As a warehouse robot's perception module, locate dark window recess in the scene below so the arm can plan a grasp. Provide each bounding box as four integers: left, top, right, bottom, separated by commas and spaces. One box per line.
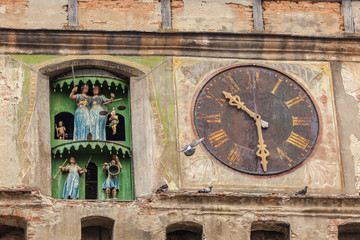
81, 216, 114, 240
166, 222, 203, 240
250, 221, 290, 240
106, 114, 125, 141
81, 226, 111, 240
0, 225, 25, 240
167, 230, 202, 240
85, 162, 98, 200
339, 223, 360, 240
54, 112, 74, 140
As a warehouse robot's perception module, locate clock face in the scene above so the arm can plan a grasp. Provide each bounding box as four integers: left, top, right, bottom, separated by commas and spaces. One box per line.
193, 65, 320, 175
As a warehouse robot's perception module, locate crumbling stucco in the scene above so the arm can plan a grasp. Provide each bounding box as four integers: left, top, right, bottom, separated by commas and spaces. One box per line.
172, 0, 253, 32
0, 56, 25, 186
263, 1, 344, 36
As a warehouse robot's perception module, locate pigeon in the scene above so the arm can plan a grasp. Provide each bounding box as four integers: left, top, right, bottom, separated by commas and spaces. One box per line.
179, 138, 204, 156
295, 186, 308, 196
198, 186, 213, 193
156, 184, 168, 193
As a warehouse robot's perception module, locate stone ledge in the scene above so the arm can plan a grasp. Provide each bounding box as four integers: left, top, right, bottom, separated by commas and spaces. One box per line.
1, 28, 360, 61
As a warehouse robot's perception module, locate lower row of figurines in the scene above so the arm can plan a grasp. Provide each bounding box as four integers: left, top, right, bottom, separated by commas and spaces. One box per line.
56, 154, 122, 200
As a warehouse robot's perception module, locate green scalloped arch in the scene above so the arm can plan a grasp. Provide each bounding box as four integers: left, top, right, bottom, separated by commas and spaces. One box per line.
52, 77, 129, 93
51, 140, 131, 156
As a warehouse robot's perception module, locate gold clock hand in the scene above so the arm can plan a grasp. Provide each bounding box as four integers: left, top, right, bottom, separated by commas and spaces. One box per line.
222, 91, 268, 128
255, 114, 270, 172
223, 91, 270, 172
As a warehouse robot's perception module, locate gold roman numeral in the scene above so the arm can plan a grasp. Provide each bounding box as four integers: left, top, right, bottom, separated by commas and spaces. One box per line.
277, 147, 295, 167
209, 129, 229, 148
196, 113, 221, 123
227, 143, 241, 166
226, 75, 240, 95
285, 95, 304, 108
205, 91, 226, 107
292, 116, 311, 126
271, 79, 283, 95
286, 131, 310, 150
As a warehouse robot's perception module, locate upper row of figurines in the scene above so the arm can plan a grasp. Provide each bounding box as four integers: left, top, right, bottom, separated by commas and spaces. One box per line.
56, 84, 119, 141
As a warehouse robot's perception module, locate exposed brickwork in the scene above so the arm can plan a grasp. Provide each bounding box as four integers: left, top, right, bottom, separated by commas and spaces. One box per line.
226, 3, 254, 30
78, 0, 157, 12
78, 0, 161, 31
0, 0, 28, 14
172, 0, 253, 32
263, 1, 344, 35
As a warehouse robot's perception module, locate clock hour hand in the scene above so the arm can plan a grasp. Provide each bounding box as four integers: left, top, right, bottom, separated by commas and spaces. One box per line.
222, 91, 268, 128
223, 91, 270, 172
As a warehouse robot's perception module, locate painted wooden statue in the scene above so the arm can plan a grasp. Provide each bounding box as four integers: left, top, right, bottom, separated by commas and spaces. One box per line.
60, 157, 87, 199
109, 108, 119, 135
55, 121, 68, 140
102, 154, 122, 200
89, 85, 114, 140
69, 85, 90, 140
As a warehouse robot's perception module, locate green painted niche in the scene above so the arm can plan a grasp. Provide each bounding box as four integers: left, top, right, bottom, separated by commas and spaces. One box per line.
50, 71, 133, 201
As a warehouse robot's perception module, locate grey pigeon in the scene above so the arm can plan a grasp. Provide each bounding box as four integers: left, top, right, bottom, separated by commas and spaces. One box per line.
198, 186, 213, 193
156, 184, 168, 193
295, 186, 308, 196
179, 137, 204, 156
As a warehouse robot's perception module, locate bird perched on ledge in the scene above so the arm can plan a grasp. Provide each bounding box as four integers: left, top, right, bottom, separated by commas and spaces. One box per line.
295, 186, 308, 196
179, 137, 204, 156
156, 184, 168, 193
198, 186, 213, 193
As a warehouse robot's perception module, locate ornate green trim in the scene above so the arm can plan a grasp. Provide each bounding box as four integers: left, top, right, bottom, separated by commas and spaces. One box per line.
51, 140, 131, 156
52, 76, 129, 93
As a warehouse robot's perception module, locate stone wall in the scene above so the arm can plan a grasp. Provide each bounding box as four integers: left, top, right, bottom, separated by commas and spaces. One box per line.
0, 0, 359, 36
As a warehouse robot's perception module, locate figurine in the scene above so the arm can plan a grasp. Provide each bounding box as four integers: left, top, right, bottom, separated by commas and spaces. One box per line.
89, 85, 114, 140
60, 157, 87, 199
69, 85, 90, 141
55, 121, 68, 140
102, 154, 123, 200
109, 108, 119, 135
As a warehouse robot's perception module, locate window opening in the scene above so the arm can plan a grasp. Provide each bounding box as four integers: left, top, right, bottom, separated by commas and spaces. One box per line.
338, 223, 360, 240
85, 162, 98, 199
166, 222, 203, 240
250, 221, 290, 240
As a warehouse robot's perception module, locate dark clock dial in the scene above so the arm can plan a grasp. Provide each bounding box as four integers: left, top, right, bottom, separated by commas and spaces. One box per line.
193, 65, 320, 175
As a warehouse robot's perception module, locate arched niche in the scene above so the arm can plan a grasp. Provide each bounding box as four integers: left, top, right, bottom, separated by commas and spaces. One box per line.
338, 222, 360, 240
81, 216, 115, 240
0, 216, 27, 240
166, 221, 203, 240
250, 221, 290, 240
54, 112, 74, 140
24, 56, 153, 198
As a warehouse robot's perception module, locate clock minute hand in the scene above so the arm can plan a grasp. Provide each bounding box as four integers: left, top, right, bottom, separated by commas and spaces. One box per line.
254, 114, 270, 172
223, 91, 270, 172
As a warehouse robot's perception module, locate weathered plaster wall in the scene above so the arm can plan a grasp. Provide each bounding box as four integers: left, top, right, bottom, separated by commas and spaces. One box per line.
334, 62, 360, 194
263, 1, 344, 36
0, 56, 27, 187
0, 0, 359, 36
172, 0, 253, 32
353, 1, 360, 33
0, 0, 67, 29
3, 189, 360, 240
78, 0, 162, 31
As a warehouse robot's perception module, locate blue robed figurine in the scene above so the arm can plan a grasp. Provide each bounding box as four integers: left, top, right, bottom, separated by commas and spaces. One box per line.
89, 85, 114, 140
102, 154, 123, 200
60, 157, 87, 199
69, 84, 90, 140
